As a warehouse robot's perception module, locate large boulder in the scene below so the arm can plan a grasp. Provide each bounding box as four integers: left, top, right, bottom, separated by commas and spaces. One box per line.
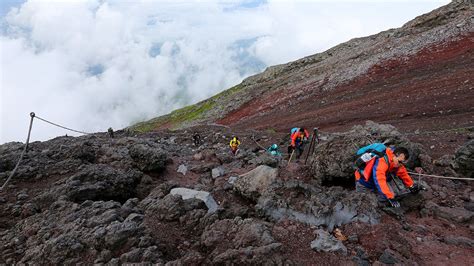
256, 181, 381, 230
200, 217, 285, 264
233, 165, 278, 200
309, 121, 427, 186
249, 153, 280, 168
170, 188, 219, 213
64, 164, 142, 203
128, 144, 168, 172
424, 201, 473, 223
453, 139, 474, 178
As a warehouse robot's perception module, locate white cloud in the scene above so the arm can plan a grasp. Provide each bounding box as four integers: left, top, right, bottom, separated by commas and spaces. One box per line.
0, 0, 449, 143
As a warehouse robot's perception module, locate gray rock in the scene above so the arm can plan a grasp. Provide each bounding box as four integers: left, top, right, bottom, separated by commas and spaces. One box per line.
177, 164, 188, 176
64, 164, 142, 203
309, 121, 427, 186
454, 139, 474, 178
310, 229, 347, 255
211, 166, 225, 178
129, 143, 168, 172
17, 192, 29, 201
443, 236, 474, 247
250, 153, 279, 168
379, 249, 398, 264
426, 201, 473, 223
200, 217, 285, 263
170, 187, 218, 213
227, 176, 238, 185
256, 181, 380, 230
233, 165, 278, 200
434, 154, 455, 167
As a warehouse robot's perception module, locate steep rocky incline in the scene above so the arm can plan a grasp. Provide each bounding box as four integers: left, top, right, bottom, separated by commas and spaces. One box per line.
0, 122, 473, 264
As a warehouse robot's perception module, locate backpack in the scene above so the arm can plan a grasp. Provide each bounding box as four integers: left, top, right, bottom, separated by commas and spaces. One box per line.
355, 143, 387, 170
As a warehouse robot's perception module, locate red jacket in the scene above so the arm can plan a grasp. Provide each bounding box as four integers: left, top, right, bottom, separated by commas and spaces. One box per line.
355, 148, 414, 199
290, 129, 309, 146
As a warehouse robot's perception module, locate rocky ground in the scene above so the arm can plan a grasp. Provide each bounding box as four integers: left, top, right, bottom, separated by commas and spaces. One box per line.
0, 122, 473, 265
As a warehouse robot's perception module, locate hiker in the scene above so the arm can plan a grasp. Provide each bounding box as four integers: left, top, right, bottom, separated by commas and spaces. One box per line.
288, 127, 309, 159
229, 136, 241, 156
108, 127, 114, 138
192, 132, 201, 146
267, 144, 282, 157
354, 144, 423, 208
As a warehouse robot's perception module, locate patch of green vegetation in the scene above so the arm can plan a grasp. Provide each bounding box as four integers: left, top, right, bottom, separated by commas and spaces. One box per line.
130, 83, 246, 133
209, 84, 244, 102
266, 128, 276, 134
168, 100, 216, 127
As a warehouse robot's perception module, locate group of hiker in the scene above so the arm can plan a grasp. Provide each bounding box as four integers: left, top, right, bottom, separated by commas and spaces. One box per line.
227, 127, 311, 160
194, 126, 424, 209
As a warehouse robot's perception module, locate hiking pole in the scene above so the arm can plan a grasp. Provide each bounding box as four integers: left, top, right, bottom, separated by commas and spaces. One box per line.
304, 128, 319, 165
288, 149, 295, 167
304, 134, 315, 165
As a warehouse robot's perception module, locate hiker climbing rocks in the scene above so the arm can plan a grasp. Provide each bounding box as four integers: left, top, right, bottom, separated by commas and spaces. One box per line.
192, 132, 201, 146
288, 127, 309, 160
267, 144, 282, 157
354, 144, 423, 208
229, 136, 241, 156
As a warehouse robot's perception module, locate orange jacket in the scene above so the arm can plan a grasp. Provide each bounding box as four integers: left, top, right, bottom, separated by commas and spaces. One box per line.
355, 148, 414, 199
290, 129, 309, 146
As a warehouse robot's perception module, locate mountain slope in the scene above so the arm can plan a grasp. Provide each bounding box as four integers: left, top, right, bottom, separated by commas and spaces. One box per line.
131, 1, 473, 137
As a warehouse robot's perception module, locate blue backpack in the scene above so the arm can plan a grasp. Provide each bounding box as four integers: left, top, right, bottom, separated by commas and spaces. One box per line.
355, 143, 387, 170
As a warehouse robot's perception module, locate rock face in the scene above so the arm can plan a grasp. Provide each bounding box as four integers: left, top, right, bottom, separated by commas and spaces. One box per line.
233, 165, 278, 200
453, 139, 474, 178
256, 181, 381, 230
64, 164, 142, 203
200, 217, 285, 264
170, 188, 219, 213
309, 121, 427, 187
129, 144, 167, 172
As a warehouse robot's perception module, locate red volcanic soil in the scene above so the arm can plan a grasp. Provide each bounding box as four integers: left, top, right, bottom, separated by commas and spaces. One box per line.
218, 35, 474, 157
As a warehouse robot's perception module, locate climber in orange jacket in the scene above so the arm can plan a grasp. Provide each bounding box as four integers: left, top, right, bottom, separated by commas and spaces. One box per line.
288, 127, 310, 159
290, 127, 309, 147
355, 147, 421, 208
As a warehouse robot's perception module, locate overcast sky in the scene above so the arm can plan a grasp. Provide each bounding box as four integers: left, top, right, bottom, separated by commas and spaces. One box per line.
0, 0, 449, 143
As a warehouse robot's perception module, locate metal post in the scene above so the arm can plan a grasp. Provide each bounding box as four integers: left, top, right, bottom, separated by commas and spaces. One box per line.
25, 112, 35, 152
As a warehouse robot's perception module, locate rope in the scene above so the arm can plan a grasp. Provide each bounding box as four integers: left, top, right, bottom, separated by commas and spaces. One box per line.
35, 115, 92, 135
1, 112, 93, 191
407, 171, 474, 181
251, 134, 267, 150
0, 113, 35, 191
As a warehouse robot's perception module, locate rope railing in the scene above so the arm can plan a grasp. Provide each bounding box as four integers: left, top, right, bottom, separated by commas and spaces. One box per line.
407, 171, 473, 181
0, 112, 92, 190
35, 115, 92, 135
1, 113, 35, 190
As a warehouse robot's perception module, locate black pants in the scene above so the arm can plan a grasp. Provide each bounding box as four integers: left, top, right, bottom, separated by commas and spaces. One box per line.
288, 144, 304, 159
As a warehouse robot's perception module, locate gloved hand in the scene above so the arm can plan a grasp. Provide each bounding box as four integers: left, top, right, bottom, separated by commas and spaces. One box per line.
388, 199, 400, 208
409, 183, 423, 193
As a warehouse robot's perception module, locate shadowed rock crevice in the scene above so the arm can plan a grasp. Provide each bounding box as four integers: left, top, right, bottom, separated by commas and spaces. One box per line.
65, 164, 142, 204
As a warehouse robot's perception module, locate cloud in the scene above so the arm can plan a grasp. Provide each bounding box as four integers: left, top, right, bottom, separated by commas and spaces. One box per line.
0, 0, 449, 143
